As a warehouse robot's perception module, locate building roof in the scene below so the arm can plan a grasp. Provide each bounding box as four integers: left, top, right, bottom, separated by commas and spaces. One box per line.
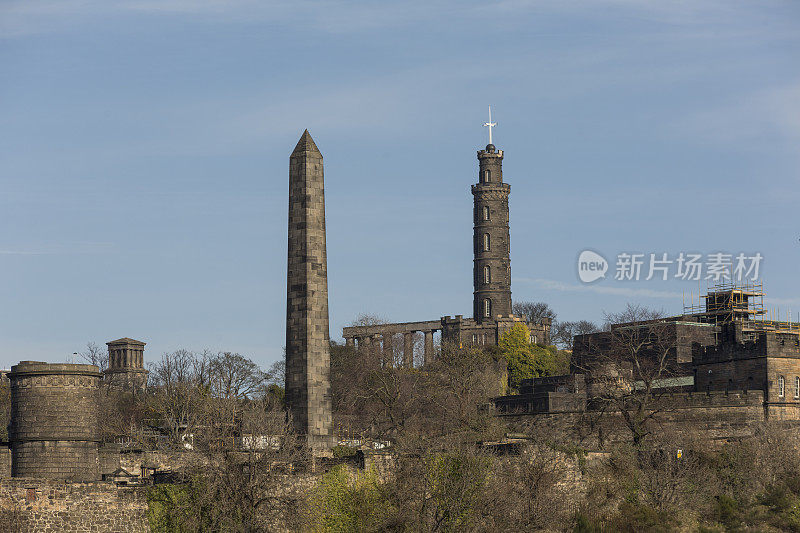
106, 338, 146, 346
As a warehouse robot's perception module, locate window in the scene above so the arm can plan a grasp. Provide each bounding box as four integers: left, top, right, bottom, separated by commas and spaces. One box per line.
795, 377, 799, 399
481, 334, 486, 345
483, 233, 490, 251
472, 334, 477, 345
483, 298, 491, 318
530, 335, 537, 344
779, 376, 785, 397
483, 169, 490, 183
483, 265, 491, 284
483, 206, 490, 221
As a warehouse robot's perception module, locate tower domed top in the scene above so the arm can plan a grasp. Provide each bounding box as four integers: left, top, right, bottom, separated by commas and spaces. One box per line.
485, 144, 496, 153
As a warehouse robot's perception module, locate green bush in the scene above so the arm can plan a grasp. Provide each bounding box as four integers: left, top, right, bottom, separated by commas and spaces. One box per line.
147, 484, 195, 533
331, 445, 358, 459
307, 465, 391, 533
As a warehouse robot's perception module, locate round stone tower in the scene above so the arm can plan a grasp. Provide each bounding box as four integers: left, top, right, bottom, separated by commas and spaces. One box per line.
7, 361, 102, 481
472, 143, 512, 322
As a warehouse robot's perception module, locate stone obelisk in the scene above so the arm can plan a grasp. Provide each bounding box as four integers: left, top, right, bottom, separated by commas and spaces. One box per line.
285, 129, 334, 454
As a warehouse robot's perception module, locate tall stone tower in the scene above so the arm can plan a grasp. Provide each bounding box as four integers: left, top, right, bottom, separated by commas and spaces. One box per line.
285, 130, 334, 454
472, 142, 512, 322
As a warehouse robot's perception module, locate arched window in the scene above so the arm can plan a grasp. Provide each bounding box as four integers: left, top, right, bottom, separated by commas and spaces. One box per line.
794, 376, 799, 399
483, 298, 491, 318
483, 169, 491, 183
471, 334, 477, 345
483, 206, 490, 221
779, 375, 785, 397
483, 265, 491, 284
483, 233, 490, 251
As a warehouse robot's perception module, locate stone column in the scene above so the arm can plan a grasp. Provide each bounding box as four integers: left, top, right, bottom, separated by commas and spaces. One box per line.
285, 129, 334, 455
383, 333, 394, 367
360, 336, 371, 352
404, 332, 414, 368
424, 330, 434, 366
371, 335, 382, 363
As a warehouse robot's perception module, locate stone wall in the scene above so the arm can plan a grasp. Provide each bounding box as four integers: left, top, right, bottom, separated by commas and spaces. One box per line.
501, 390, 771, 448
0, 479, 148, 533
0, 447, 10, 478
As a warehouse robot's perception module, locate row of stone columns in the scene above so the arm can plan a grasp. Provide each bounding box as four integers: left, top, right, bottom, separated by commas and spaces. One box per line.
110, 348, 143, 369
345, 330, 437, 368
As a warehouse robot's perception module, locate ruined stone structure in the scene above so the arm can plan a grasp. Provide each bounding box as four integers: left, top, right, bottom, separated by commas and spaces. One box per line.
343, 320, 440, 367
104, 337, 148, 391
285, 130, 334, 454
7, 362, 102, 481
342, 138, 550, 363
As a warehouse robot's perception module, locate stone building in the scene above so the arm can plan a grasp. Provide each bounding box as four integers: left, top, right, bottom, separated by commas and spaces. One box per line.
494, 282, 800, 423
104, 337, 149, 391
7, 362, 103, 481
285, 130, 334, 455
342, 139, 550, 364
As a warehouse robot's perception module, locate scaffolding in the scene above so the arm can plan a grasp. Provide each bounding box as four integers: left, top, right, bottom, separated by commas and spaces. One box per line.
683, 280, 799, 334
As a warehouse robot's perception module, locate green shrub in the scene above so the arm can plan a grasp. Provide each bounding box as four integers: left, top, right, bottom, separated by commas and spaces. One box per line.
307, 465, 391, 532
331, 445, 358, 459
147, 484, 194, 533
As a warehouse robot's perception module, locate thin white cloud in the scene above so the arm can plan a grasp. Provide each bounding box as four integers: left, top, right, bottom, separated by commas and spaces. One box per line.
670, 80, 800, 147
519, 277, 683, 299
0, 242, 114, 255
2, 0, 787, 38
0, 250, 50, 255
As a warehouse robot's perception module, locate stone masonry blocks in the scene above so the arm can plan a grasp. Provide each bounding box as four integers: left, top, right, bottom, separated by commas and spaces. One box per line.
285, 130, 334, 454
8, 362, 102, 481
473, 146, 512, 321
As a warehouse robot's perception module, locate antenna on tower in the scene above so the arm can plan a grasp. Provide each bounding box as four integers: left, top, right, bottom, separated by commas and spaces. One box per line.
483, 105, 496, 145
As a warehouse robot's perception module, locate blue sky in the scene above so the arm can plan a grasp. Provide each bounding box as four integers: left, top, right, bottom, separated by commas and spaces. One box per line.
1, 0, 799, 369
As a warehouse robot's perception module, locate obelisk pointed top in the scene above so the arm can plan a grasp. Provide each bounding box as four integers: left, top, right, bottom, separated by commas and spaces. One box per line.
292, 129, 321, 155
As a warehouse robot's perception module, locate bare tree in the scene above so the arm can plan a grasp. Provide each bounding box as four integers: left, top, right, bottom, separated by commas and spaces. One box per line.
574, 304, 676, 445
78, 341, 108, 372
350, 313, 388, 327
552, 320, 600, 350
265, 360, 285, 386
512, 301, 556, 324
148, 401, 309, 532
147, 349, 209, 445
481, 443, 574, 530
209, 352, 268, 400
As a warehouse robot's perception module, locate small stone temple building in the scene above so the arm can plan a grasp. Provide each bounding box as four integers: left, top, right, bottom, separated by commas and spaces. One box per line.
105, 337, 149, 391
